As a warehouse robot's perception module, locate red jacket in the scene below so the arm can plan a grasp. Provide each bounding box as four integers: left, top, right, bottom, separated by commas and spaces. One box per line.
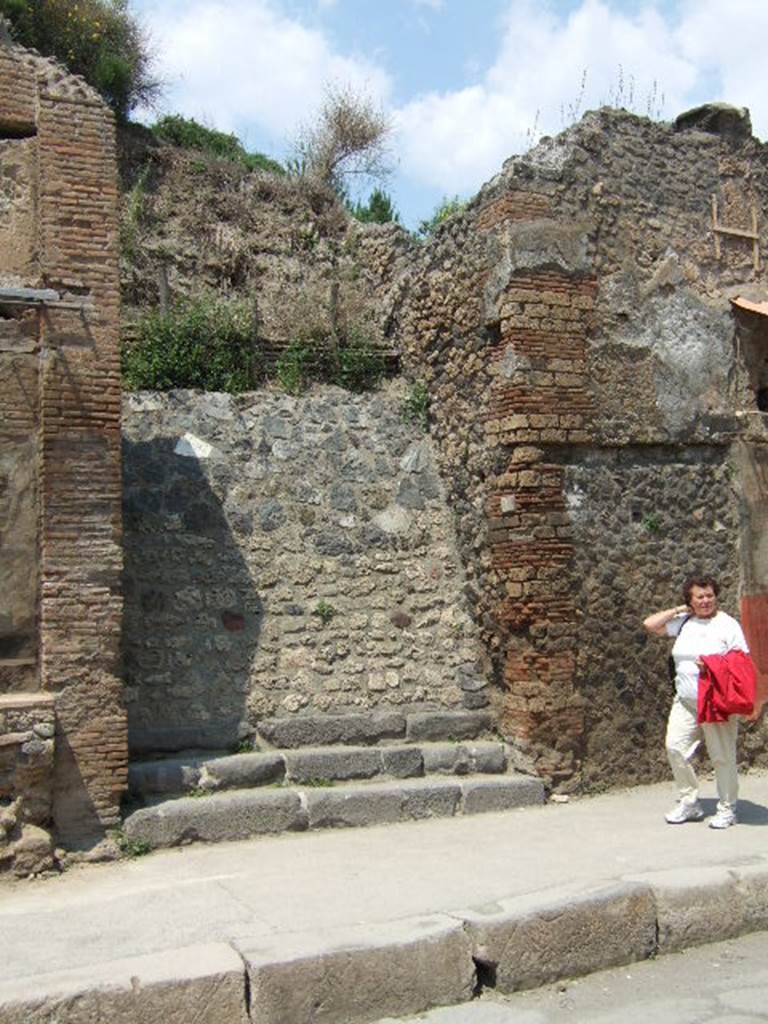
697, 650, 756, 723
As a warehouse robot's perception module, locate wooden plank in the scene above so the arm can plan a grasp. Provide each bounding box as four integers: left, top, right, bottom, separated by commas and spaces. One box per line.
713, 224, 759, 241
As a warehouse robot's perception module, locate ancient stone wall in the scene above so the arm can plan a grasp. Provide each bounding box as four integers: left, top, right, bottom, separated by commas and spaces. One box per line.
0, 39, 125, 868
122, 381, 489, 753
398, 106, 768, 786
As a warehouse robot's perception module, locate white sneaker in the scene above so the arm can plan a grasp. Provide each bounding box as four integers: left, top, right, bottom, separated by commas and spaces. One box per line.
708, 808, 737, 829
665, 800, 704, 824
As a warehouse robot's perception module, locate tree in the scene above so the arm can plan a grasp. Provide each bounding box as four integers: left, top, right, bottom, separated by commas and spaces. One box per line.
416, 195, 468, 239
349, 188, 399, 225
0, 0, 160, 120
292, 84, 392, 195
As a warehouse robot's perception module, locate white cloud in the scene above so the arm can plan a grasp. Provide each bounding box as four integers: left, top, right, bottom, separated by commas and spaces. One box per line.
394, 0, 702, 195
138, 0, 391, 153
675, 0, 768, 139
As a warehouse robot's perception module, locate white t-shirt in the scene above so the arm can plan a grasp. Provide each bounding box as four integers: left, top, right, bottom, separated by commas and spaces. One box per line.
666, 611, 749, 704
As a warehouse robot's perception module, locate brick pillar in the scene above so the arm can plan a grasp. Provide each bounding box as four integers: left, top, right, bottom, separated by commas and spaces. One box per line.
33, 79, 126, 842
486, 271, 596, 781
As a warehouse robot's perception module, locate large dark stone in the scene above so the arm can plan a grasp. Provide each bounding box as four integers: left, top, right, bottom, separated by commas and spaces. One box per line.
257, 712, 406, 748
674, 103, 752, 141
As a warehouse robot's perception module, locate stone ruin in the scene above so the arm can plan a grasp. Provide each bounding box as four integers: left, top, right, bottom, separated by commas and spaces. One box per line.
1, 33, 767, 873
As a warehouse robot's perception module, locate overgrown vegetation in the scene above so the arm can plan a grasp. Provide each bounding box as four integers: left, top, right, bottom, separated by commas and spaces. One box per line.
403, 381, 430, 431
120, 162, 150, 259
0, 0, 160, 119
113, 829, 151, 858
417, 195, 468, 239
641, 513, 662, 534
292, 84, 392, 196
123, 288, 386, 397
122, 297, 262, 392
274, 334, 385, 396
150, 114, 285, 174
313, 600, 337, 625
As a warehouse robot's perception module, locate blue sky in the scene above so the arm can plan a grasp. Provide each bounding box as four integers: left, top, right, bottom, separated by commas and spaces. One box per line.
132, 0, 768, 230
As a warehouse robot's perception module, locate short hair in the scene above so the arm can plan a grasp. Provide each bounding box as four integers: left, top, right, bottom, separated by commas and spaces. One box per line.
683, 575, 720, 604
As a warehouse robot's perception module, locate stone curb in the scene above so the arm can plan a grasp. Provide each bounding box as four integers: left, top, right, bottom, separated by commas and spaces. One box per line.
4, 864, 768, 1023
0, 943, 248, 1024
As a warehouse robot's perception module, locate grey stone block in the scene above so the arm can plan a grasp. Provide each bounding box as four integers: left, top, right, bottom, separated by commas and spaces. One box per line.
306, 784, 404, 829
406, 711, 494, 742
630, 866, 747, 953
123, 789, 307, 848
0, 943, 248, 1023
284, 746, 381, 783
421, 742, 506, 776
198, 752, 285, 791
462, 776, 545, 814
463, 881, 657, 992
401, 779, 462, 819
239, 915, 475, 1024
422, 743, 473, 775
380, 745, 424, 778
128, 757, 201, 797
462, 691, 490, 710
468, 742, 508, 774
129, 723, 241, 754
258, 712, 406, 748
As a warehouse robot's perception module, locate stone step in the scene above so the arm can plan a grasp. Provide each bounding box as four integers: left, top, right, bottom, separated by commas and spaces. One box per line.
122, 773, 545, 849
127, 710, 497, 759
128, 740, 510, 800
255, 709, 495, 749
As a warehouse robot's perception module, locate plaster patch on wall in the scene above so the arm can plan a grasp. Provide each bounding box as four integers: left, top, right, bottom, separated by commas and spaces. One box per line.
611, 290, 733, 434
175, 433, 213, 459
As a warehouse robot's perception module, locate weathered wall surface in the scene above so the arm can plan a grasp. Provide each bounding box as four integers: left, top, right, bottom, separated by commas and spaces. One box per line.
397, 106, 768, 786
118, 133, 414, 360
0, 39, 125, 869
122, 381, 489, 752
118, 105, 768, 790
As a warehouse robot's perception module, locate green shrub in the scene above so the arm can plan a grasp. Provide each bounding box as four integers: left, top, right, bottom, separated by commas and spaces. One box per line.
403, 381, 430, 430
349, 188, 399, 224
113, 829, 151, 858
122, 297, 261, 393
150, 114, 284, 175
275, 341, 316, 395
417, 195, 468, 239
0, 0, 160, 119
313, 600, 337, 625
275, 332, 385, 396
334, 336, 385, 393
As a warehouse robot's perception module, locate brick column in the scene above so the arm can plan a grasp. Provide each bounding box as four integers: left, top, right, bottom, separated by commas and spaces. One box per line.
486, 271, 596, 781
35, 84, 126, 843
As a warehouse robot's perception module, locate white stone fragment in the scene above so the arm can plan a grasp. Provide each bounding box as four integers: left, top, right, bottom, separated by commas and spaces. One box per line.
174, 432, 213, 459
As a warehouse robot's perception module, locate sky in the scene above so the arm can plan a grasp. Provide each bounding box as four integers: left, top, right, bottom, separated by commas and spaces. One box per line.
131, 0, 768, 230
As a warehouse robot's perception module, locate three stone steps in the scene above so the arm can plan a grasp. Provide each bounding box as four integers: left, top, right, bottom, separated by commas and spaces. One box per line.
123, 710, 545, 849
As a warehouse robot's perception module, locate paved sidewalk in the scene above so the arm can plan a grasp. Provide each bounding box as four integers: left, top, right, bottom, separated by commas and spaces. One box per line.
2, 773, 768, 1022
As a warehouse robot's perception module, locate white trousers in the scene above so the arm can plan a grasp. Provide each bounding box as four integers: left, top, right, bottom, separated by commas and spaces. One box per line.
665, 696, 739, 811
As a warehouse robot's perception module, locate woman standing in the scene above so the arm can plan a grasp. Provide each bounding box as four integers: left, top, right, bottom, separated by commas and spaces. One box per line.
643, 574, 750, 829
